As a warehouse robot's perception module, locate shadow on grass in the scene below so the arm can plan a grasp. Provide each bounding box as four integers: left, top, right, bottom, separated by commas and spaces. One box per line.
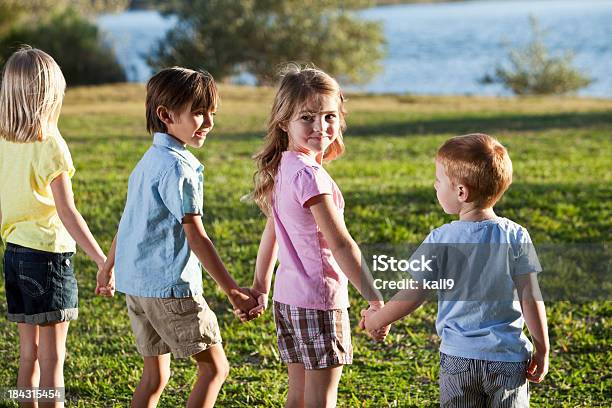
63, 110, 612, 144
341, 181, 609, 214
201, 181, 610, 245
203, 182, 610, 224
215, 111, 612, 141
346, 111, 612, 137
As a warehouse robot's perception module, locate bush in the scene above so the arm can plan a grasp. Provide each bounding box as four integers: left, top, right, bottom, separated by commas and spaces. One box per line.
0, 6, 125, 86
149, 0, 385, 85
482, 16, 592, 95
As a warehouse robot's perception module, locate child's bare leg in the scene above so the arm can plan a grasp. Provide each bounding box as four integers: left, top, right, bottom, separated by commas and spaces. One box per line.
18, 323, 40, 408
132, 354, 171, 408
285, 363, 305, 408
37, 322, 70, 408
304, 365, 343, 408
187, 344, 229, 408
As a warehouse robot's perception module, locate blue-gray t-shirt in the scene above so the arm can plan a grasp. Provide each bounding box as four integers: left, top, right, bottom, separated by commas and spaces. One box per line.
412, 217, 542, 362
115, 132, 204, 298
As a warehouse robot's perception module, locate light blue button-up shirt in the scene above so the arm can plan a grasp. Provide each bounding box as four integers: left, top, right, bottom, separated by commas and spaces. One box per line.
115, 132, 204, 298
409, 217, 542, 362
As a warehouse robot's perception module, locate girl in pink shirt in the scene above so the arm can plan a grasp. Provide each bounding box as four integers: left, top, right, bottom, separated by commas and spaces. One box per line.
237, 65, 388, 407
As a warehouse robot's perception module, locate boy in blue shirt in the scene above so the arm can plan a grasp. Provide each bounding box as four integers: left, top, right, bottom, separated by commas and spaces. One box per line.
96, 67, 258, 407
362, 133, 549, 407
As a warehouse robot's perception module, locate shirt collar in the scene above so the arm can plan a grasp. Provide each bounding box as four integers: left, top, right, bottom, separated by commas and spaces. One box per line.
283, 150, 321, 166
153, 132, 204, 172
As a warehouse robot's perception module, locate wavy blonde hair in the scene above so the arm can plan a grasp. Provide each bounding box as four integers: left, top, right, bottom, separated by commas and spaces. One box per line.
0, 46, 66, 143
252, 64, 347, 215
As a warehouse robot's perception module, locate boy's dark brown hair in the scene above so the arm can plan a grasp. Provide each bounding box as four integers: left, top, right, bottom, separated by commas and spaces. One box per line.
437, 133, 513, 208
145, 67, 218, 134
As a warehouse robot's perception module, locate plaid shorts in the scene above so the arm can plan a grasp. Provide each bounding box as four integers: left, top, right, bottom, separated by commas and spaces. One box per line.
273, 301, 353, 370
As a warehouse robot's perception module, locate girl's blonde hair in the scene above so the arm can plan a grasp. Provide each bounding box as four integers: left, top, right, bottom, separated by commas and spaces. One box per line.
0, 46, 66, 143
252, 64, 347, 215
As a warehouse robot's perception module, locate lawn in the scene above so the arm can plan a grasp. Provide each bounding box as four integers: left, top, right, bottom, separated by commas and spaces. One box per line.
0, 84, 610, 407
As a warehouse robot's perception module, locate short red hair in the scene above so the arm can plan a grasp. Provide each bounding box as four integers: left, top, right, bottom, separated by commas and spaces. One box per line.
437, 133, 513, 208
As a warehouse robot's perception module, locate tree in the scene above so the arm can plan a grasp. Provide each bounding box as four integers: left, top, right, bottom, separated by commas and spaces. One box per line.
482, 16, 592, 95
149, 0, 385, 85
0, 1, 126, 85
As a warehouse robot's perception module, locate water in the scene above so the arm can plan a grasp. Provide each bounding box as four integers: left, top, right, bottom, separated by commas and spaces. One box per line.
97, 0, 612, 97
97, 10, 178, 82
356, 0, 612, 96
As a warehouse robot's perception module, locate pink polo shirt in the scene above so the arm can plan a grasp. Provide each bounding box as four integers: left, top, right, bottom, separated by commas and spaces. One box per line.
271, 150, 349, 310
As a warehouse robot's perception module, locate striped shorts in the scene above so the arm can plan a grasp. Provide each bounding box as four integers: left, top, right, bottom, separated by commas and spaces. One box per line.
273, 301, 353, 370
440, 353, 529, 408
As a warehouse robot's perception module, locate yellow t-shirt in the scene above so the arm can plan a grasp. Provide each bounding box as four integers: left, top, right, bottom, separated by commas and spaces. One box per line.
0, 131, 76, 252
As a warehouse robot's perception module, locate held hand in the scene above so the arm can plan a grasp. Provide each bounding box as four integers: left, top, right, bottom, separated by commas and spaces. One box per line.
526, 349, 549, 383
248, 288, 269, 318
228, 287, 257, 318
360, 307, 390, 342
234, 288, 268, 323
359, 300, 385, 330
95, 265, 115, 297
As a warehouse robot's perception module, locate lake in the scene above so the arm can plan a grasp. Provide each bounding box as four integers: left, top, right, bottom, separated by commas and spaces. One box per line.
97, 0, 612, 97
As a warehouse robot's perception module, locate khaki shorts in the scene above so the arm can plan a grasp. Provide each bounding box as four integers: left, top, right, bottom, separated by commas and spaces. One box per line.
126, 293, 222, 358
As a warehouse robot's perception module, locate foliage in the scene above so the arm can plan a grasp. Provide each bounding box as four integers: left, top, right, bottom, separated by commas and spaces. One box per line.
0, 0, 129, 15
0, 4, 126, 85
0, 83, 610, 406
482, 16, 592, 95
148, 0, 385, 85
69, 0, 130, 14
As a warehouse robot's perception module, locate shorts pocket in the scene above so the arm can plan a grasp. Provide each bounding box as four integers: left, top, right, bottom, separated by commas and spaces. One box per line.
294, 311, 325, 345
487, 360, 528, 376
160, 297, 201, 315
18, 260, 52, 297
487, 361, 528, 389
440, 353, 471, 375
296, 329, 324, 346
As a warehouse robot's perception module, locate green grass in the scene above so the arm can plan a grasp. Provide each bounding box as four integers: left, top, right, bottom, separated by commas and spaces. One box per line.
1, 84, 611, 407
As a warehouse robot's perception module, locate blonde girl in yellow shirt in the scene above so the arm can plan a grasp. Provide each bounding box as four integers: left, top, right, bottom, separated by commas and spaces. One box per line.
0, 46, 111, 406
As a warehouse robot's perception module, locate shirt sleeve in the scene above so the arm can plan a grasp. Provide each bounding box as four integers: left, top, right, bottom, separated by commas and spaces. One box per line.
513, 228, 542, 276
36, 133, 76, 185
408, 230, 438, 281
158, 161, 203, 223
292, 166, 334, 207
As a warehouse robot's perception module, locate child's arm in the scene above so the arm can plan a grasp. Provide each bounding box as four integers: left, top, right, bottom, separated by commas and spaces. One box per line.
515, 273, 550, 383
235, 216, 278, 322
308, 195, 382, 303
307, 194, 389, 336
50, 172, 106, 267
361, 288, 428, 334
253, 217, 278, 295
248, 217, 278, 318
182, 214, 257, 312
308, 195, 390, 341
96, 233, 116, 297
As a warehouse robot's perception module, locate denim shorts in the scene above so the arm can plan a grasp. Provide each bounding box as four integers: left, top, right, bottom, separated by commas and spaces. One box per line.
3, 243, 78, 325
